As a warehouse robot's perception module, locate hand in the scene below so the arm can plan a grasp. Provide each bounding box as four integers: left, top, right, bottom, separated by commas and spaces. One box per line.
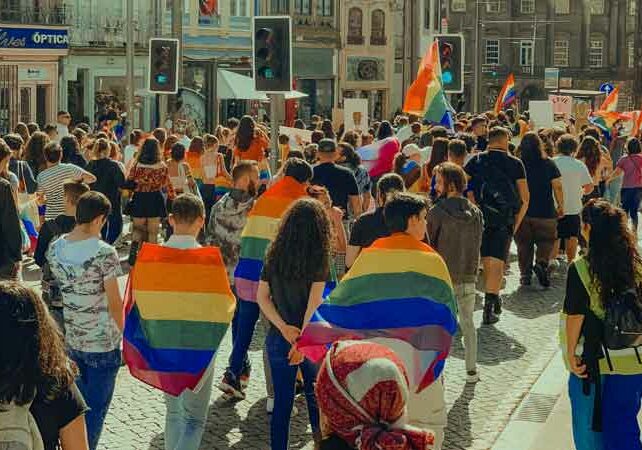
570, 356, 587, 378
279, 324, 301, 345
35, 192, 46, 206
288, 347, 305, 366
556, 206, 565, 218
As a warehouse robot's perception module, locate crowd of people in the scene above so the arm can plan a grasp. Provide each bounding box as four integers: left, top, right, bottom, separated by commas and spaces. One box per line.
0, 106, 641, 450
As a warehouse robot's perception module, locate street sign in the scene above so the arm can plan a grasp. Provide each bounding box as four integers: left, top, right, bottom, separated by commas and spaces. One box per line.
599, 82, 615, 95
544, 68, 559, 90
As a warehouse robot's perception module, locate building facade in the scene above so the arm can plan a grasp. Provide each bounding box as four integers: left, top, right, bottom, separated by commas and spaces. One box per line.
262, 0, 340, 121
0, 0, 69, 133
339, 0, 396, 120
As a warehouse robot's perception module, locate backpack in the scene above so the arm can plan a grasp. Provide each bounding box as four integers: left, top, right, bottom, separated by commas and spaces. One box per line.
603, 285, 642, 351
476, 155, 521, 228
41, 219, 66, 308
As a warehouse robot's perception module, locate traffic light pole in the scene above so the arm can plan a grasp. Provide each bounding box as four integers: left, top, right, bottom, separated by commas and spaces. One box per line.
473, 0, 481, 114
126, 0, 135, 135
269, 94, 280, 174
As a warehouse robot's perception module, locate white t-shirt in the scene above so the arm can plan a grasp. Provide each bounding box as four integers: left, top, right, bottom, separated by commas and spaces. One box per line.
123, 144, 137, 166
553, 155, 593, 216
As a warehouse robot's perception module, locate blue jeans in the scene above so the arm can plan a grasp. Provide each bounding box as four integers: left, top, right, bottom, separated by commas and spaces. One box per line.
569, 373, 604, 450
621, 188, 642, 228
604, 176, 623, 205
602, 374, 642, 450
68, 348, 121, 450
163, 364, 215, 450
101, 210, 123, 244
266, 331, 319, 450
228, 299, 259, 376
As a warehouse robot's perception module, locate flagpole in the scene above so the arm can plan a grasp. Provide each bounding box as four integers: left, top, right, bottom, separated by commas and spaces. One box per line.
473, 0, 481, 113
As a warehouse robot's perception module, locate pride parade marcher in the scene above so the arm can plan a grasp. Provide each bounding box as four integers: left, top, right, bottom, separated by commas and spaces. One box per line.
220, 158, 313, 399
298, 192, 457, 450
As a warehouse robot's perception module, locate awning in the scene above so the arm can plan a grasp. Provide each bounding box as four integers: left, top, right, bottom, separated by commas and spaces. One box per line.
217, 70, 307, 101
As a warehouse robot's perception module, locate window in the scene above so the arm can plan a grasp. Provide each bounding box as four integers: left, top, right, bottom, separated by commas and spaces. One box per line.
451, 0, 466, 12
348, 7, 363, 45
589, 39, 604, 67
271, 0, 288, 14
520, 40, 533, 67
316, 0, 332, 16
294, 0, 311, 15
555, 0, 570, 14
371, 9, 386, 45
521, 0, 535, 13
486, 0, 501, 13
590, 0, 604, 15
230, 0, 249, 16
630, 0, 638, 16
485, 39, 500, 65
554, 40, 569, 67
628, 36, 635, 69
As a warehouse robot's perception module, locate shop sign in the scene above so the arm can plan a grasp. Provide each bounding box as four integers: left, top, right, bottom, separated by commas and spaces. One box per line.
0, 26, 69, 50
22, 67, 47, 80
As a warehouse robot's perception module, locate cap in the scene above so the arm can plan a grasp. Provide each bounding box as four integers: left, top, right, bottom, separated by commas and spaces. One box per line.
402, 143, 420, 157
318, 138, 337, 153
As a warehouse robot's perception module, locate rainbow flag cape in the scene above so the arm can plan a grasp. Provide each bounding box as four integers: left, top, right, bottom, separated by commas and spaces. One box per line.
494, 73, 517, 114
298, 233, 457, 393
600, 85, 619, 112
123, 244, 236, 396
356, 137, 401, 178
234, 176, 308, 302
403, 41, 454, 129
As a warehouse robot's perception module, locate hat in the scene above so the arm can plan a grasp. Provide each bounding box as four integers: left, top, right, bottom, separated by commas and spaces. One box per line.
318, 138, 337, 153
402, 143, 420, 157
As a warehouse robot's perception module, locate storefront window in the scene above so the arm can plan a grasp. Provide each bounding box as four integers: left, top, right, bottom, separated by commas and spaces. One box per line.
297, 79, 333, 121
94, 76, 143, 128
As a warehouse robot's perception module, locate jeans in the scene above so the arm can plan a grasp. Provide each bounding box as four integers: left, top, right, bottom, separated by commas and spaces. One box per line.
228, 299, 260, 376
569, 373, 604, 450
68, 348, 121, 450
605, 176, 623, 205
266, 331, 319, 450
602, 374, 642, 450
621, 188, 642, 228
514, 216, 558, 277
455, 283, 477, 373
407, 375, 446, 450
164, 364, 215, 450
101, 210, 123, 244
199, 184, 217, 228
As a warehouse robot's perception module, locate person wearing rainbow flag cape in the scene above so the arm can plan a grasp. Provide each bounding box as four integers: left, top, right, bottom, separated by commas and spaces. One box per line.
219, 158, 314, 399
298, 192, 458, 450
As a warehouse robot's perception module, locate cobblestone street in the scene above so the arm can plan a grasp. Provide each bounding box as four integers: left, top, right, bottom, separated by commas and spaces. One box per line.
22, 247, 566, 450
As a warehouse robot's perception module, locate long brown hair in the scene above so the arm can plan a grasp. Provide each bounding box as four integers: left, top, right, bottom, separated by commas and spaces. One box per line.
235, 115, 256, 151
576, 136, 601, 177
0, 282, 77, 405
264, 198, 332, 282
24, 131, 50, 175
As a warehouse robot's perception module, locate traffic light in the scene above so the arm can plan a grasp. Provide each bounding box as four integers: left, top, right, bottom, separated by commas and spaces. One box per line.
435, 34, 464, 94
148, 38, 180, 94
253, 16, 292, 92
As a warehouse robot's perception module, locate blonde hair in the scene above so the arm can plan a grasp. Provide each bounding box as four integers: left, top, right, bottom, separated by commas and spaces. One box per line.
93, 138, 111, 159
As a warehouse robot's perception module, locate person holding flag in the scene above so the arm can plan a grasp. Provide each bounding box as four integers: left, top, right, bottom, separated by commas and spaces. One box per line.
494, 74, 517, 115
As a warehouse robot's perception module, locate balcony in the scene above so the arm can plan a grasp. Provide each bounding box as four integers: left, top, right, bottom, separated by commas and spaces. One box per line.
67, 15, 153, 48
0, 5, 69, 25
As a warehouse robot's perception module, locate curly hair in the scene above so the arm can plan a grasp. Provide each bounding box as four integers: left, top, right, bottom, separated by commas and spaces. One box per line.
0, 282, 77, 405
576, 136, 601, 177
581, 200, 642, 307
24, 131, 50, 175
138, 137, 162, 165
264, 198, 332, 282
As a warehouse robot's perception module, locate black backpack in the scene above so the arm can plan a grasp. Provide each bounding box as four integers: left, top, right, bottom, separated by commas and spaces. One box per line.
603, 285, 642, 351
476, 156, 521, 228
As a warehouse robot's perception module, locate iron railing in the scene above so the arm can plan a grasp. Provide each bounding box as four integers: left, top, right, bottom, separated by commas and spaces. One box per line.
0, 5, 69, 25
0, 65, 18, 136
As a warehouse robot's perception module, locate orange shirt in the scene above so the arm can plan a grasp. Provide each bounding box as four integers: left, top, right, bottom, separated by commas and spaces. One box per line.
185, 152, 203, 180
233, 133, 269, 162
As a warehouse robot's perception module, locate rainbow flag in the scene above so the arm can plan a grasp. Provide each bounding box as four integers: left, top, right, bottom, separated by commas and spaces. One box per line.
356, 137, 401, 179
494, 73, 517, 114
403, 41, 454, 128
123, 244, 236, 396
298, 233, 457, 393
234, 176, 308, 302
589, 111, 625, 133
600, 85, 619, 112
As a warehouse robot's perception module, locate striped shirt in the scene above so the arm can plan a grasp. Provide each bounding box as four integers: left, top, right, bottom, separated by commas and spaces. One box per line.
37, 163, 85, 220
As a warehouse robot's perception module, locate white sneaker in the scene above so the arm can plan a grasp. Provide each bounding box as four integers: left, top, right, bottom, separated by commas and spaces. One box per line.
266, 397, 298, 416
466, 370, 480, 383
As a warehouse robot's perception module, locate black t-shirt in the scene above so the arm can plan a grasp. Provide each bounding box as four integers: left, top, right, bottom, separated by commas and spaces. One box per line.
34, 215, 76, 268
349, 208, 389, 248
87, 159, 125, 209
564, 263, 590, 316
524, 158, 561, 218
476, 136, 488, 152
312, 163, 359, 212
30, 384, 88, 450
464, 149, 526, 203
261, 265, 328, 337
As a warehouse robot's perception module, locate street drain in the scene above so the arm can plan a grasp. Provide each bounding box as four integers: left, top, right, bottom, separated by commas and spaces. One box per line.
515, 393, 558, 423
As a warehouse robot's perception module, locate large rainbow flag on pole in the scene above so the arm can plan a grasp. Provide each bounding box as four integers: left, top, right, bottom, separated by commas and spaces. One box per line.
494, 73, 517, 114
234, 176, 308, 302
600, 85, 620, 112
403, 41, 454, 128
123, 244, 236, 396
298, 233, 457, 393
